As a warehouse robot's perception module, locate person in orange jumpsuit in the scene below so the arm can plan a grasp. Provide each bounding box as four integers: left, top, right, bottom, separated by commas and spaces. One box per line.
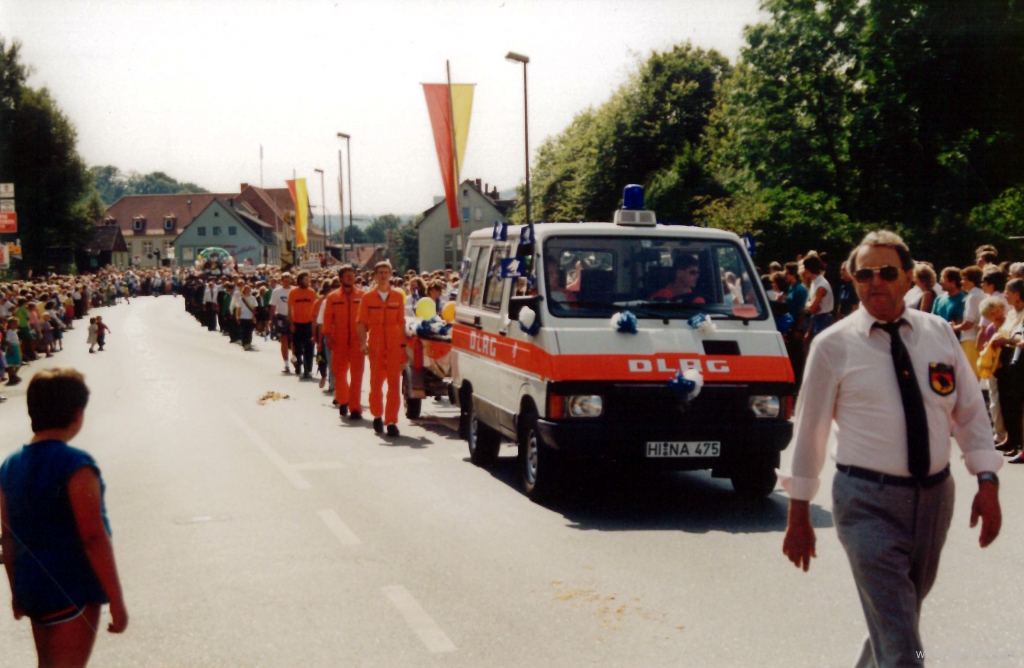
323, 265, 365, 420
357, 261, 407, 437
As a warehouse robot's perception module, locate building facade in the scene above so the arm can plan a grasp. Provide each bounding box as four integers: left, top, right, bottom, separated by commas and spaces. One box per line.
417, 179, 515, 271
173, 198, 279, 267
102, 193, 230, 268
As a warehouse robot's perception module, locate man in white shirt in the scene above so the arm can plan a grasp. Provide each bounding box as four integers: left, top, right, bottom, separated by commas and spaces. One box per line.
269, 274, 294, 374
782, 230, 1002, 668
202, 281, 217, 331
802, 254, 834, 343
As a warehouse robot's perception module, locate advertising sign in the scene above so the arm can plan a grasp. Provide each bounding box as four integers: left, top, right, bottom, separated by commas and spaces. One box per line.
0, 212, 16, 233
0, 200, 14, 213
0, 183, 13, 198
6, 242, 20, 256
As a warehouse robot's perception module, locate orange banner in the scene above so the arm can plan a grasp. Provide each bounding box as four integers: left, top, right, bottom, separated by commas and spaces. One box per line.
423, 84, 459, 229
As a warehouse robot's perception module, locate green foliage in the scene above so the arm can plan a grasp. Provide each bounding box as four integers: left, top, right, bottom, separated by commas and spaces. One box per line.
89, 165, 208, 205
0, 37, 94, 269
510, 43, 731, 225
392, 225, 419, 274
365, 214, 404, 243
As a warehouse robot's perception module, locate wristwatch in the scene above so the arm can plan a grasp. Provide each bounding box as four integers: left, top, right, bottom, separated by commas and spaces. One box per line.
978, 472, 999, 487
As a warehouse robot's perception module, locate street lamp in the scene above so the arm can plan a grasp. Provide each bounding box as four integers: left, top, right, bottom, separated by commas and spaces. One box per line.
337, 132, 353, 262
505, 51, 531, 228
313, 167, 326, 258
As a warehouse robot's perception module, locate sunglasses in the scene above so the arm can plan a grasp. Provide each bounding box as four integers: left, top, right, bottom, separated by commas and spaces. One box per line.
853, 265, 901, 283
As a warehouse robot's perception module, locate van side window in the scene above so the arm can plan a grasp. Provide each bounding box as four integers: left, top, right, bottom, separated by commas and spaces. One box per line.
459, 246, 484, 306
470, 245, 491, 308
483, 246, 510, 311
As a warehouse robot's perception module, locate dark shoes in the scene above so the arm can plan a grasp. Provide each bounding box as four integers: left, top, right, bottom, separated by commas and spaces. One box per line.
995, 441, 1017, 453
349, 411, 363, 421
373, 417, 383, 433
386, 423, 400, 438
339, 405, 348, 417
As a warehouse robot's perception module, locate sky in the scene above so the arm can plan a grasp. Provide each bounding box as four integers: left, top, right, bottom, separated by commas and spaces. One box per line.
2, 0, 764, 218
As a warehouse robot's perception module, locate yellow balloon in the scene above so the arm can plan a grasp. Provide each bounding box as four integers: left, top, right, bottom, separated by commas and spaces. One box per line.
441, 301, 456, 323
415, 297, 437, 320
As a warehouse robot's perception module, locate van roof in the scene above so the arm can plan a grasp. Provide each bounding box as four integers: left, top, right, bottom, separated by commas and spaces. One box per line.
469, 222, 743, 244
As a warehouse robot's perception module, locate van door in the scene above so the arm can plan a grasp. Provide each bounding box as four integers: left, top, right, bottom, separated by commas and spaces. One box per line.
469, 245, 511, 429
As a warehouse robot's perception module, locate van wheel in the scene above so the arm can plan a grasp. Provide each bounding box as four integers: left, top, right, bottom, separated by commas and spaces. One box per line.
730, 466, 778, 498
520, 411, 561, 503
402, 372, 421, 419
467, 396, 501, 467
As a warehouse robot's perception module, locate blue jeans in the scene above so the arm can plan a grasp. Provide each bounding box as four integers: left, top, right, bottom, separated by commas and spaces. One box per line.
812, 312, 835, 334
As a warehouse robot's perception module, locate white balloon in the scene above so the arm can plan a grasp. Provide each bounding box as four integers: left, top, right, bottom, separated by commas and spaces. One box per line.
519, 306, 536, 330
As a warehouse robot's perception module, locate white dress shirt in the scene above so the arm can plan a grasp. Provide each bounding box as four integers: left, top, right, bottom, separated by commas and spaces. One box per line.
960, 286, 985, 342
781, 306, 1003, 501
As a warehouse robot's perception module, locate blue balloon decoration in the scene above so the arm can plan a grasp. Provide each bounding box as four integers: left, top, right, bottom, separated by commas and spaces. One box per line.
668, 370, 697, 398
615, 311, 638, 334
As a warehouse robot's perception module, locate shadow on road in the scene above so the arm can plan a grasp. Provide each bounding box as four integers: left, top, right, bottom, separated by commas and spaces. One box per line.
477, 454, 833, 535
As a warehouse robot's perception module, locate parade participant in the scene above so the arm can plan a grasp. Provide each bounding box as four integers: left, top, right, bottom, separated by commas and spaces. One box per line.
323, 265, 365, 420
269, 274, 294, 374
358, 261, 406, 437
202, 281, 217, 332
236, 285, 259, 351
781, 230, 1002, 668
287, 272, 317, 380
0, 369, 129, 668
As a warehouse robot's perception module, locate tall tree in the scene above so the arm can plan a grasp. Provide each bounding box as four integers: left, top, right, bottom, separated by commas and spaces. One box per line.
0, 37, 94, 269
365, 214, 404, 243
89, 165, 208, 205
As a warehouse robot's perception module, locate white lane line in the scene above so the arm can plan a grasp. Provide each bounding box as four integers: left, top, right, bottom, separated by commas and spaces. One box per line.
382, 585, 457, 654
317, 509, 361, 545
293, 462, 346, 471
366, 455, 431, 468
227, 410, 311, 490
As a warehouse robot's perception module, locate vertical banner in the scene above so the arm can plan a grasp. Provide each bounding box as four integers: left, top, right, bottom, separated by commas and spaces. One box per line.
286, 178, 309, 248
423, 83, 474, 229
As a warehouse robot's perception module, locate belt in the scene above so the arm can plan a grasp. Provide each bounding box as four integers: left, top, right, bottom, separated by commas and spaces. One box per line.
836, 463, 951, 489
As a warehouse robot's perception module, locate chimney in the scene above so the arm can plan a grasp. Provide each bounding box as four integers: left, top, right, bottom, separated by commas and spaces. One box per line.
492, 186, 499, 199
475, 178, 482, 191
240, 183, 249, 192
484, 182, 488, 193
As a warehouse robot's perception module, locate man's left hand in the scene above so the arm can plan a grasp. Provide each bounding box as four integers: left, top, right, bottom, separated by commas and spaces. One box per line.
970, 481, 1001, 548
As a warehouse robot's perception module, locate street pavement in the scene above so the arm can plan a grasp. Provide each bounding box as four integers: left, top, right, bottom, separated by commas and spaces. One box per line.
0, 296, 1021, 667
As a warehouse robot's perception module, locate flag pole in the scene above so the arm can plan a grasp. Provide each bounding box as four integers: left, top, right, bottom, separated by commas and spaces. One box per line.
447, 60, 466, 260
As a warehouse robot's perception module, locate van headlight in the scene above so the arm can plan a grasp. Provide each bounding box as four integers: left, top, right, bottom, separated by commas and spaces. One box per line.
567, 395, 603, 418
749, 396, 780, 418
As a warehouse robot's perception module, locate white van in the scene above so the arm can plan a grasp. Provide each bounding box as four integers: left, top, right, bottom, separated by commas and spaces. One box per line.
451, 190, 794, 502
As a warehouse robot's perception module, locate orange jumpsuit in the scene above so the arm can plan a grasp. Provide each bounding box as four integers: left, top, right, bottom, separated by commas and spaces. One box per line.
323, 286, 365, 413
357, 288, 406, 424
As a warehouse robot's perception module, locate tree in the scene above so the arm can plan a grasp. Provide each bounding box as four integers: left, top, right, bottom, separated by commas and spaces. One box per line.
365, 214, 403, 243
89, 165, 208, 205
392, 224, 419, 274
510, 43, 731, 225
0, 37, 94, 269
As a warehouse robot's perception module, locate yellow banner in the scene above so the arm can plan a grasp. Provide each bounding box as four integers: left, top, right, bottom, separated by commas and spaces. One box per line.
295, 178, 309, 248
451, 84, 474, 181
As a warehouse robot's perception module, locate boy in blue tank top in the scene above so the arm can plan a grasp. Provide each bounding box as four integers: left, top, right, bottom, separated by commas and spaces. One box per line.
0, 368, 128, 667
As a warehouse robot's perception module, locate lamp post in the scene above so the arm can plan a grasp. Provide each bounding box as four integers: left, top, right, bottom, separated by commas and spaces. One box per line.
313, 168, 326, 258
505, 51, 531, 228
337, 132, 353, 263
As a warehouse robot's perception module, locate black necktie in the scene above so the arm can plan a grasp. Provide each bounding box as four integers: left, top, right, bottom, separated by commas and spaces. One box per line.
874, 320, 930, 479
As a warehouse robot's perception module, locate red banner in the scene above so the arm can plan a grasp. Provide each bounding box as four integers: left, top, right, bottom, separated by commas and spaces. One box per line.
0, 212, 16, 234
423, 84, 459, 229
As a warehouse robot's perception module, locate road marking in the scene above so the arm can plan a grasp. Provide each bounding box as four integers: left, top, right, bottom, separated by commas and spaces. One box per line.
382, 585, 456, 653
367, 455, 431, 468
227, 410, 311, 489
317, 509, 361, 545
293, 462, 345, 471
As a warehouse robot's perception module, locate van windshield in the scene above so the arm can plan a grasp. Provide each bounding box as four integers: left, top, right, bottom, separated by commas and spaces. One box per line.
542, 235, 766, 319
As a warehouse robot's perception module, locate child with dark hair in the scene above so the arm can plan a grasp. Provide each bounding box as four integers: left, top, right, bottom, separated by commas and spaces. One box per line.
0, 368, 128, 667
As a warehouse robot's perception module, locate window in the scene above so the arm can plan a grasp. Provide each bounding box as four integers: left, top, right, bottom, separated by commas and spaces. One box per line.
459, 246, 485, 305
469, 245, 491, 308
197, 227, 207, 236
474, 207, 482, 222
542, 236, 765, 320
213, 226, 221, 236
228, 226, 238, 236
183, 247, 195, 261
133, 218, 144, 231
164, 217, 176, 231
142, 241, 154, 256
482, 246, 509, 311
462, 207, 470, 222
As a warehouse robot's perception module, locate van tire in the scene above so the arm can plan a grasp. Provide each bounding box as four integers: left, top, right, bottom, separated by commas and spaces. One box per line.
519, 411, 561, 503
730, 466, 778, 498
402, 372, 421, 419
467, 396, 501, 468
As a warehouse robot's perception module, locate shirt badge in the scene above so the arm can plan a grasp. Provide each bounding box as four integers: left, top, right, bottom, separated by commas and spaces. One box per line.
928, 363, 955, 396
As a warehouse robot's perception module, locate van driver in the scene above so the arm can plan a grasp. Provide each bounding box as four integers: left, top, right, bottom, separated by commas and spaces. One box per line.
649, 255, 706, 304
546, 256, 580, 305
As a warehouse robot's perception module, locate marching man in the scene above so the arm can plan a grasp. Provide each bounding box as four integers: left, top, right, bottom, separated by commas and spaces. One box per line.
357, 261, 406, 438
323, 265, 365, 421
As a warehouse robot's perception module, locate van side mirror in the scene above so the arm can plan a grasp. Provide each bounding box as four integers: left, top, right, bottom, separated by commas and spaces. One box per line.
508, 294, 542, 322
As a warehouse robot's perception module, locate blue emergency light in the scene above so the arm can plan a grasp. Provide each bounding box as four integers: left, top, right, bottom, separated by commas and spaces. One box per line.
622, 184, 644, 211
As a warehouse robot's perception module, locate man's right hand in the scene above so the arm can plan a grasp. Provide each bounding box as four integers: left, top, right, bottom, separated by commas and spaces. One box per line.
782, 499, 816, 572
108, 599, 128, 633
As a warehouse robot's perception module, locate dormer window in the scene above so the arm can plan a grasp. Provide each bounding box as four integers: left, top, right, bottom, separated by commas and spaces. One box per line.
103, 216, 116, 227
164, 215, 176, 231
132, 216, 145, 232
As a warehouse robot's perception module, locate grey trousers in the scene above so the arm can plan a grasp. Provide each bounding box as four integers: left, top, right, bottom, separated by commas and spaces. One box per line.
832, 471, 955, 668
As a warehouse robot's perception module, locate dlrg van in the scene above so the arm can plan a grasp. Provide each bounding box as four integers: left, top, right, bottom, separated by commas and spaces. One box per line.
451, 188, 794, 502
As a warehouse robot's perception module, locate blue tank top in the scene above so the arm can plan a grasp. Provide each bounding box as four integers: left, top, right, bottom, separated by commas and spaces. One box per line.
0, 440, 111, 616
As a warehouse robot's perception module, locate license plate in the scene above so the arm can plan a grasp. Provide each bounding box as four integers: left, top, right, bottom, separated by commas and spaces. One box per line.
646, 441, 721, 458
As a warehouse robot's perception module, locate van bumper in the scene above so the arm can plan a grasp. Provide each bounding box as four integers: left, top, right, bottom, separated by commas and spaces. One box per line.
535, 419, 792, 472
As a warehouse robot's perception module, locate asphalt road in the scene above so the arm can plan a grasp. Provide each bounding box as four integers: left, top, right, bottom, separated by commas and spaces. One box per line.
0, 296, 1021, 667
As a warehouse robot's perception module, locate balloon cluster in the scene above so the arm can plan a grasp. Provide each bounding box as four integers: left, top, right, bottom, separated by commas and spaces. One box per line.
413, 297, 453, 338
611, 311, 638, 334
687, 313, 717, 335
668, 369, 704, 401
